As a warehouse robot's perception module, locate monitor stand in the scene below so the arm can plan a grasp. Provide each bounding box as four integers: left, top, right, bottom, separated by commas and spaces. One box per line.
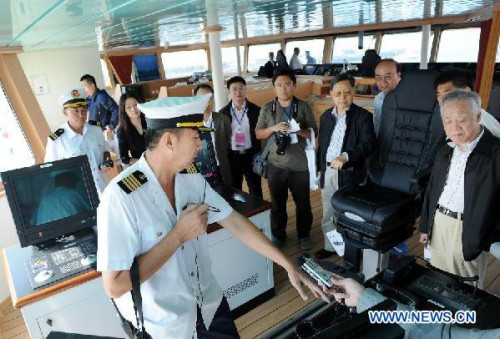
25, 228, 97, 290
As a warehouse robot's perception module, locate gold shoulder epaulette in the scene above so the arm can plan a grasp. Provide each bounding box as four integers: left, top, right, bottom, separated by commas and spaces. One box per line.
49, 128, 65, 141
88, 120, 101, 127
118, 170, 148, 194
180, 163, 201, 174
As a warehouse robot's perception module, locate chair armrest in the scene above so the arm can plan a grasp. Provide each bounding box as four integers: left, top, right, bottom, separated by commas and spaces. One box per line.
490, 243, 500, 260
409, 168, 431, 187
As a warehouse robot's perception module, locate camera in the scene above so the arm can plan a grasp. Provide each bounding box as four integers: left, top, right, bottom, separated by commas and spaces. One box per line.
275, 132, 290, 155
99, 151, 114, 170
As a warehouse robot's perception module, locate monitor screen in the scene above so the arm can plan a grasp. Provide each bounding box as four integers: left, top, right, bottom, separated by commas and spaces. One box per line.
1, 155, 99, 247
191, 131, 222, 187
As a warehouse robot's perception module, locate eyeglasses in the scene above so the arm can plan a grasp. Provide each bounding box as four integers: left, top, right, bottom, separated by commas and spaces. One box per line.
332, 90, 353, 98
229, 87, 246, 93
274, 82, 293, 89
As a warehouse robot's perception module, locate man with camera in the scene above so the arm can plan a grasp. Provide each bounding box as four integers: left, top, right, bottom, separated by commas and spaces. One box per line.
256, 70, 318, 250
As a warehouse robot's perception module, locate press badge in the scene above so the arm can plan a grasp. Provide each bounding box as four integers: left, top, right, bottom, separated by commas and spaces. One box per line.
235, 132, 246, 148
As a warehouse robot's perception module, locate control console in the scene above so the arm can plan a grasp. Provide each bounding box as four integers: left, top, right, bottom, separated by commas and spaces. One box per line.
25, 230, 97, 289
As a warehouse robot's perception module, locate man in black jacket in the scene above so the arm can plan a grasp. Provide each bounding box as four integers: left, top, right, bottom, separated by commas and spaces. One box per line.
219, 76, 262, 197
315, 74, 376, 259
419, 90, 500, 288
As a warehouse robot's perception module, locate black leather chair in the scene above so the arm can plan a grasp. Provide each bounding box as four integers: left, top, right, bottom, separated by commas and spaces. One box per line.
331, 71, 445, 273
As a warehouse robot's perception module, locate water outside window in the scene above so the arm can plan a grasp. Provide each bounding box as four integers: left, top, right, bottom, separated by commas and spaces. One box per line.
437, 28, 481, 62
332, 35, 377, 63
285, 39, 325, 65
0, 81, 35, 180
161, 50, 208, 79
380, 31, 434, 62
222, 46, 245, 74
247, 43, 281, 72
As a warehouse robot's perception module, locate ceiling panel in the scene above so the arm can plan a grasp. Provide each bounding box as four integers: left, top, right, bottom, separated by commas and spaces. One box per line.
0, 0, 493, 51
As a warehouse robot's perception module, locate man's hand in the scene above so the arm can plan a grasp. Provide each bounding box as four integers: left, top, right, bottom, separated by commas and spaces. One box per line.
273, 122, 289, 133
172, 204, 208, 244
330, 154, 348, 170
323, 275, 365, 307
100, 165, 112, 172
419, 233, 428, 244
104, 126, 114, 141
287, 266, 331, 303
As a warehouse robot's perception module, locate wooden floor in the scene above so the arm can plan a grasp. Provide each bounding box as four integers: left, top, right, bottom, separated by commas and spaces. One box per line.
1, 182, 500, 338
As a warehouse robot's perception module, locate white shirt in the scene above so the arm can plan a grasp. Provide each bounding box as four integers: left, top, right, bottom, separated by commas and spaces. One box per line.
97, 155, 233, 338
290, 54, 302, 70
480, 109, 500, 138
203, 113, 219, 165
230, 101, 252, 151
44, 121, 110, 194
373, 92, 385, 136
326, 107, 348, 163
438, 129, 484, 213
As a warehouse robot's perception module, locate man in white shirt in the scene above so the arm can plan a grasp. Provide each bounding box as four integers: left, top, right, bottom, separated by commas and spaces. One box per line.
434, 69, 500, 138
373, 59, 401, 136
290, 47, 303, 70
419, 90, 500, 288
97, 94, 328, 338
45, 88, 112, 194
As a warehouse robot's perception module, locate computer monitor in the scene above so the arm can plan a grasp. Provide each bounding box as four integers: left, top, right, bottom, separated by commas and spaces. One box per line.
1, 155, 99, 248
193, 132, 223, 187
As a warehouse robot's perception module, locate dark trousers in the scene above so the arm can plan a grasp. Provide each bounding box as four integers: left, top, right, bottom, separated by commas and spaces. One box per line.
267, 163, 312, 241
228, 151, 263, 198
196, 297, 240, 338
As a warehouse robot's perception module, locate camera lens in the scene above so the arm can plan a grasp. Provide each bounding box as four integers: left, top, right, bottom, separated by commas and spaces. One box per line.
275, 132, 289, 155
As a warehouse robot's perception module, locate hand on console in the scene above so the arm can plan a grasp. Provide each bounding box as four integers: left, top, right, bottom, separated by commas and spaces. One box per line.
323, 275, 365, 308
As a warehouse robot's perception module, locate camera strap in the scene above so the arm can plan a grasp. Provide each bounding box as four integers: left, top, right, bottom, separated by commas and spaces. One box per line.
272, 97, 298, 123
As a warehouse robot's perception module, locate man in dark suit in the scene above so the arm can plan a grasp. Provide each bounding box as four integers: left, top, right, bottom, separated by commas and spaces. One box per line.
219, 76, 262, 198
315, 73, 376, 259
419, 90, 500, 288
194, 84, 232, 186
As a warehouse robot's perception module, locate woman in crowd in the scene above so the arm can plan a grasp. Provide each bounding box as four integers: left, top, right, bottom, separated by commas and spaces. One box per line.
116, 93, 147, 166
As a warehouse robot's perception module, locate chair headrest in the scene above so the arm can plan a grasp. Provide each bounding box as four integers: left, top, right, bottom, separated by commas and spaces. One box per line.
386, 70, 438, 112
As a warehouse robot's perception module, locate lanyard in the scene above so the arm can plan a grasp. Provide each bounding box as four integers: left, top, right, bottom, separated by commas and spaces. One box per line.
231, 104, 248, 126
272, 97, 298, 122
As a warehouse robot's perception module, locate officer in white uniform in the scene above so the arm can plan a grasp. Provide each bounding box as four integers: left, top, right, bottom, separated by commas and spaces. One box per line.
96, 94, 329, 338
45, 88, 112, 194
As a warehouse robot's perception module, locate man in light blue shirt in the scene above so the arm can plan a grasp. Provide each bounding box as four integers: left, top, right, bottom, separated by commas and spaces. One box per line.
373, 59, 401, 136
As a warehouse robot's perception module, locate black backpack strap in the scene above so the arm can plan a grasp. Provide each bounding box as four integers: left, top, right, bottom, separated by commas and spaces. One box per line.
110, 259, 151, 339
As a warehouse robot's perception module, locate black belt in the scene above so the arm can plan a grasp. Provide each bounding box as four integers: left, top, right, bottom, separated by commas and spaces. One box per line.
437, 205, 462, 220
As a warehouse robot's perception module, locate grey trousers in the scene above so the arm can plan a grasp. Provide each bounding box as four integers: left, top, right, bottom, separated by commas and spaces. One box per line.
321, 167, 339, 251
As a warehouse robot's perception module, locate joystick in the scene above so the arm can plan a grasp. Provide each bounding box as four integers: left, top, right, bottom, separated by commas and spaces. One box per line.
80, 254, 97, 266
34, 269, 54, 283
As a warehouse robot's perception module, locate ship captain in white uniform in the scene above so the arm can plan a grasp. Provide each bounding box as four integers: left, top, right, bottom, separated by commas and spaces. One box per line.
96, 94, 329, 338
44, 87, 112, 194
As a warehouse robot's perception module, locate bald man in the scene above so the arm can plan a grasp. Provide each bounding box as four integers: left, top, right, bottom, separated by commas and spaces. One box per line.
373, 59, 401, 136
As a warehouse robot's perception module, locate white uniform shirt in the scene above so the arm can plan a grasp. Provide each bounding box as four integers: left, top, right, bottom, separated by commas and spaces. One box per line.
326, 107, 348, 163
96, 155, 233, 338
438, 128, 484, 213
290, 54, 302, 70
230, 101, 252, 151
373, 91, 385, 136
44, 121, 110, 193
